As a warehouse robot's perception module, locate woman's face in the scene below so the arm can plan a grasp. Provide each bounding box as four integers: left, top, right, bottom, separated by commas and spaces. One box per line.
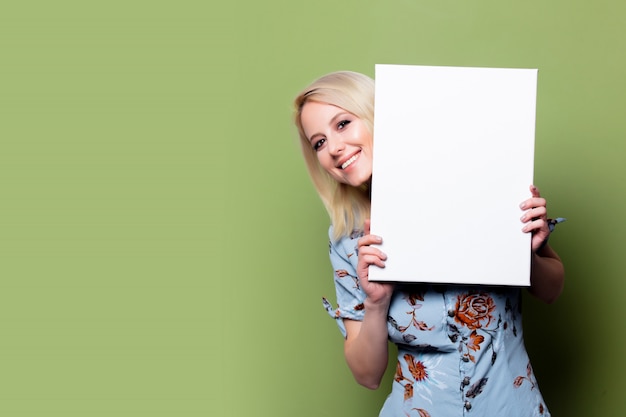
300, 101, 373, 187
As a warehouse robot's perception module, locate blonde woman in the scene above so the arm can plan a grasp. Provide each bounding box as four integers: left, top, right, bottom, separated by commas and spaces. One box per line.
294, 71, 564, 417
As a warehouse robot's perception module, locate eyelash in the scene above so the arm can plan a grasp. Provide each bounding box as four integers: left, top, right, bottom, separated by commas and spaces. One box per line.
337, 120, 350, 129
313, 139, 325, 151
312, 119, 351, 151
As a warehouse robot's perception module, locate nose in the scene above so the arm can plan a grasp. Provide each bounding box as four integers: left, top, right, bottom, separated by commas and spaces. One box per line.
327, 135, 345, 156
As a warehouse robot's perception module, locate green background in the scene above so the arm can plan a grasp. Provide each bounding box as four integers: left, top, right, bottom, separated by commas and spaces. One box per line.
1, 0, 624, 416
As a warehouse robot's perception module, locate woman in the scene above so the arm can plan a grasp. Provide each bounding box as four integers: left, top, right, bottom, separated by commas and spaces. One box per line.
294, 71, 564, 416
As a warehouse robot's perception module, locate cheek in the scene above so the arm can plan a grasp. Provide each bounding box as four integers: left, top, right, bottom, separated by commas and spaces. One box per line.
355, 127, 373, 149
316, 152, 333, 171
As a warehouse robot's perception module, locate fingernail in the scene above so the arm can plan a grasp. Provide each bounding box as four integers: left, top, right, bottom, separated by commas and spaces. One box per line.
519, 202, 526, 209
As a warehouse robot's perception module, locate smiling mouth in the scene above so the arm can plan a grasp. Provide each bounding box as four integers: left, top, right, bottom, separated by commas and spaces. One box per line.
341, 153, 360, 170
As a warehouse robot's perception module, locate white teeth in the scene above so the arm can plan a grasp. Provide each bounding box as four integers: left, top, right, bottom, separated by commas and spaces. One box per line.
341, 154, 358, 169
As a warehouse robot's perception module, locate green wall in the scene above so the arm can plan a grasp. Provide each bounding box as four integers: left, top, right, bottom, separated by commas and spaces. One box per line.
1, 0, 624, 416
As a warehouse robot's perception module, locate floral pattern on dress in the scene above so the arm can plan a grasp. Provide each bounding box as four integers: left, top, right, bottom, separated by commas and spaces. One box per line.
324, 225, 551, 416
514, 362, 538, 390
394, 352, 449, 414
448, 292, 499, 365
454, 292, 496, 330
388, 291, 435, 345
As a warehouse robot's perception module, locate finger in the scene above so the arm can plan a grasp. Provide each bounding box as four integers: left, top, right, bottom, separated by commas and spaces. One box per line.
530, 184, 541, 198
522, 217, 547, 233
358, 234, 382, 249
359, 246, 387, 261
360, 253, 387, 268
521, 206, 547, 222
520, 197, 546, 210
364, 219, 371, 236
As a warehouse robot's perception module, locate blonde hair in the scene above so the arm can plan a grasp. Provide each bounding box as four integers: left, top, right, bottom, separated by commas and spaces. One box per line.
293, 71, 374, 240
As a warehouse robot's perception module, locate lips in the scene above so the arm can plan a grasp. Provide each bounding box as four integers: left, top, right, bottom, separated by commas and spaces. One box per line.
339, 151, 360, 170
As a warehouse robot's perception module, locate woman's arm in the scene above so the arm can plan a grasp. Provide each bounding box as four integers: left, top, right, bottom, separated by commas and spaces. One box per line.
529, 243, 564, 303
343, 221, 394, 390
343, 307, 390, 390
520, 185, 565, 303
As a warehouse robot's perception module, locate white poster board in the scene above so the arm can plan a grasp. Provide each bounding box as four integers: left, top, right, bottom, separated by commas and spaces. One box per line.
369, 64, 536, 286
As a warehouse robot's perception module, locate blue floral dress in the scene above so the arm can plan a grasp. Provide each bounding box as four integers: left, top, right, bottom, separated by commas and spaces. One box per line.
323, 226, 550, 417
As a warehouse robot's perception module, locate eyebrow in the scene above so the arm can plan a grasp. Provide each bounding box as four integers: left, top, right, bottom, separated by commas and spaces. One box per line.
308, 112, 349, 144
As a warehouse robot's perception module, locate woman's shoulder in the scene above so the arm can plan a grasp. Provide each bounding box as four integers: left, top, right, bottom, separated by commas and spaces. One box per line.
328, 224, 364, 243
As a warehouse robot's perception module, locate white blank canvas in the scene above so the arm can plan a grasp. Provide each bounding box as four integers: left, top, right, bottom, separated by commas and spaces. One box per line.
369, 64, 537, 286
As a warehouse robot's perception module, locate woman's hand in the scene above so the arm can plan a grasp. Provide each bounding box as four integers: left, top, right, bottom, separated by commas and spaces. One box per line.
519, 185, 551, 252
356, 220, 394, 308
520, 185, 565, 303
343, 219, 395, 389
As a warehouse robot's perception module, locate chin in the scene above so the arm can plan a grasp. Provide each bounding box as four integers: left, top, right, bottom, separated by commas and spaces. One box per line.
347, 176, 370, 188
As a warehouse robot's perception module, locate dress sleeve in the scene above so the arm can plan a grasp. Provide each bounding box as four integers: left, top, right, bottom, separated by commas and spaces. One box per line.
322, 226, 367, 338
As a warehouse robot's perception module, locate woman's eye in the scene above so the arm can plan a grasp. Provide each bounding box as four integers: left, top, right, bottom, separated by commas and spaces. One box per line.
337, 120, 351, 129
313, 138, 326, 151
